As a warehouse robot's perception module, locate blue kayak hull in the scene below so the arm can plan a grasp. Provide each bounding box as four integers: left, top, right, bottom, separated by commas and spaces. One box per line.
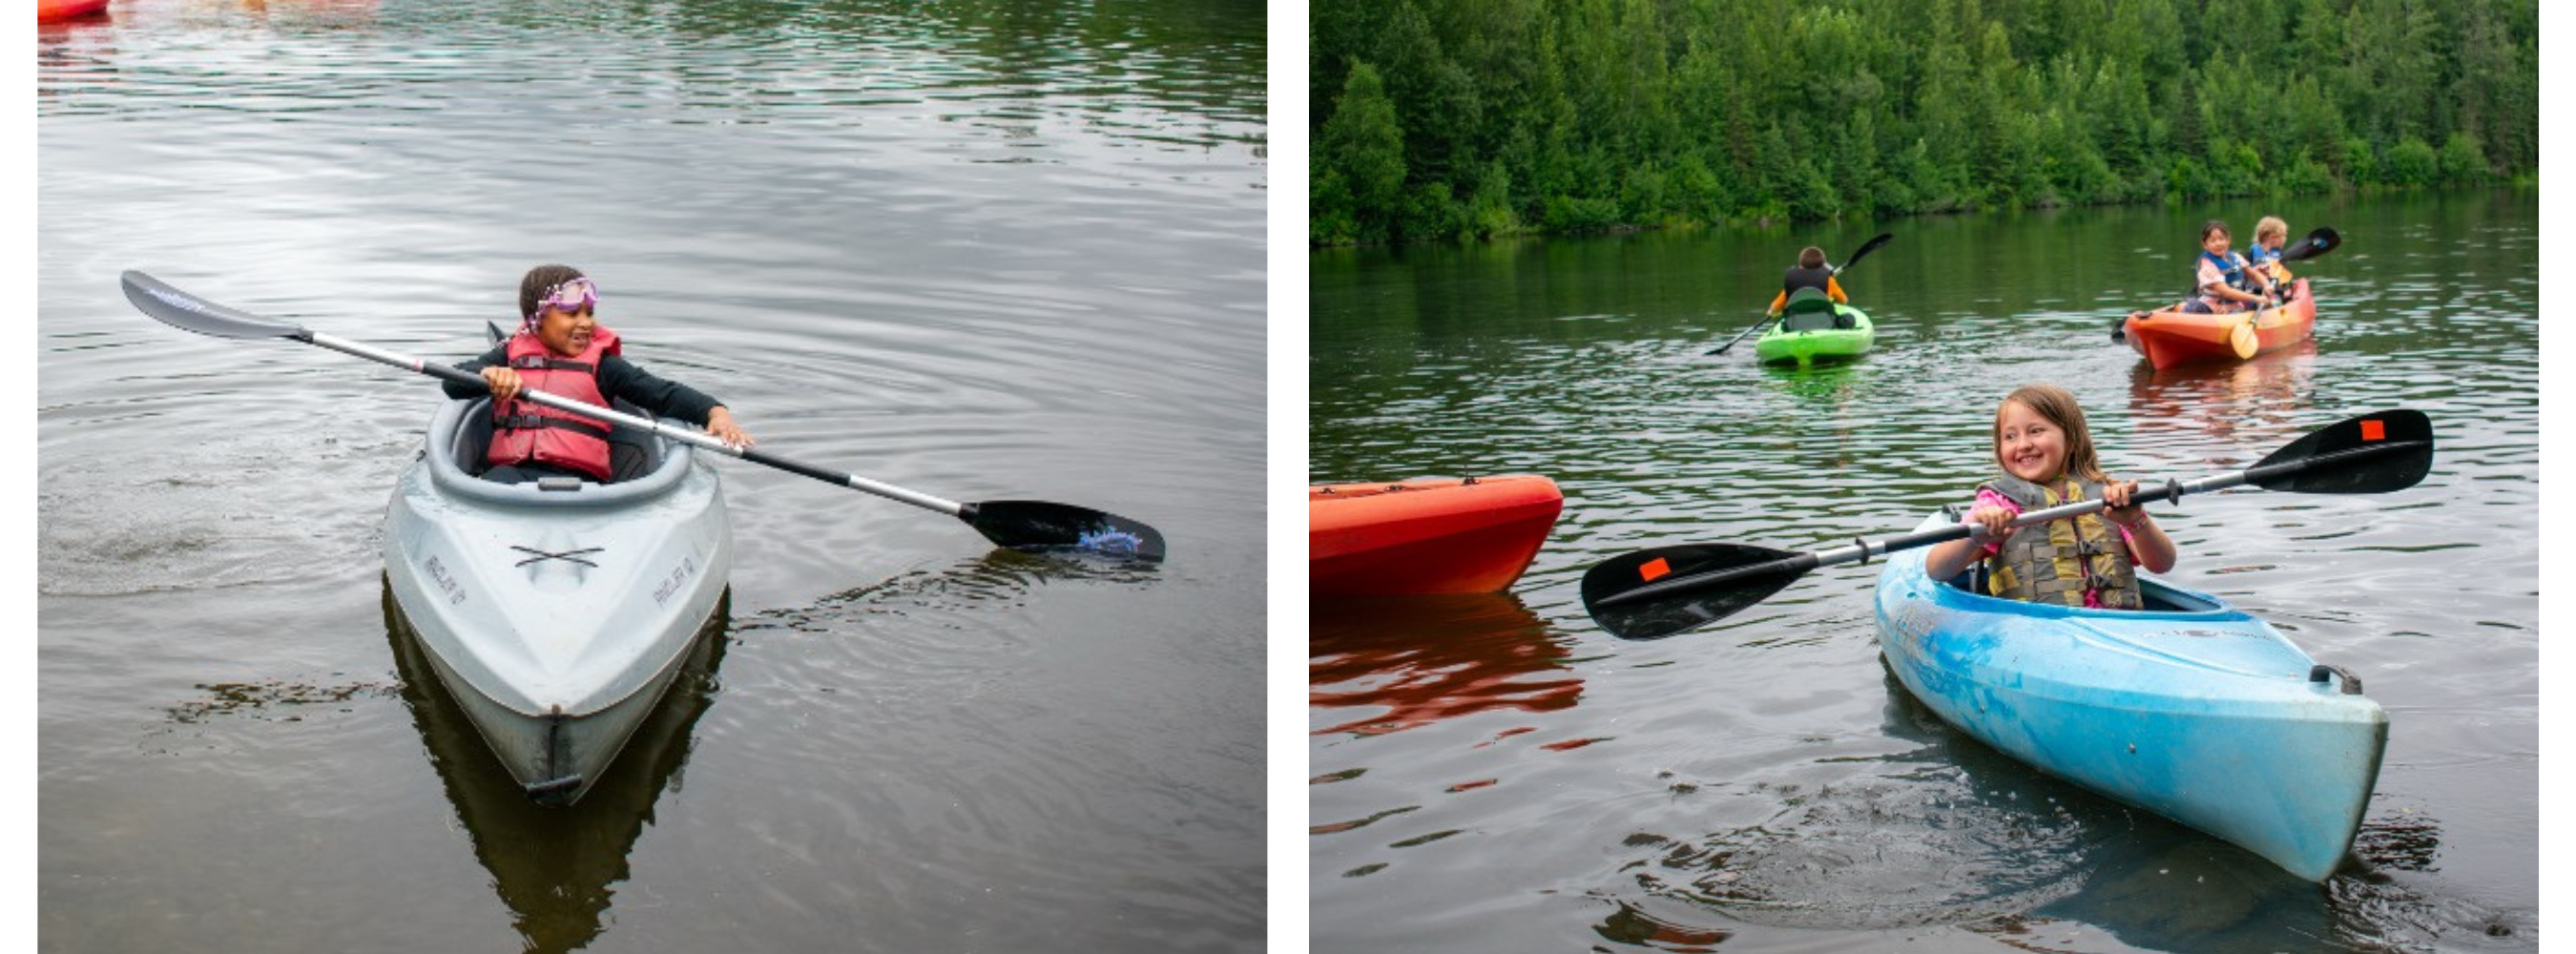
1873, 512, 2385, 881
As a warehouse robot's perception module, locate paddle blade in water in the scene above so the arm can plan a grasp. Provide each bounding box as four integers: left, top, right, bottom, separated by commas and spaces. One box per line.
2248, 409, 2434, 494
966, 500, 1167, 562
1580, 543, 1807, 640
2230, 316, 2260, 358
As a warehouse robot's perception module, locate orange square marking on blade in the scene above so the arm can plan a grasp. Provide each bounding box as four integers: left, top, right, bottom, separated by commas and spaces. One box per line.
1638, 557, 1672, 582
2360, 420, 2386, 441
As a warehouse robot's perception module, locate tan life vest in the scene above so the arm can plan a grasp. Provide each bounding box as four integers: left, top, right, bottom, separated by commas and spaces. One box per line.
1981, 475, 2142, 610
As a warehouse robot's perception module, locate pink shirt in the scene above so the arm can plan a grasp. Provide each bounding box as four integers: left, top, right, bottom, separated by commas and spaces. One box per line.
2195, 253, 2250, 311
1967, 487, 2137, 609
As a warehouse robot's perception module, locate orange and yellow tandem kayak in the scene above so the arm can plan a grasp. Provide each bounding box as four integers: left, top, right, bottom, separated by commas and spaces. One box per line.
1310, 474, 1564, 597
2122, 279, 2316, 371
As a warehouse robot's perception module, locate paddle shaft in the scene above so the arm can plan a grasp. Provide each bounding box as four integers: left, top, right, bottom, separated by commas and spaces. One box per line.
1597, 438, 2425, 608
305, 330, 969, 516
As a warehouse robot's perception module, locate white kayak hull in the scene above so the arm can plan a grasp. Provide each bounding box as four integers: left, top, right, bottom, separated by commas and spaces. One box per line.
383, 398, 732, 804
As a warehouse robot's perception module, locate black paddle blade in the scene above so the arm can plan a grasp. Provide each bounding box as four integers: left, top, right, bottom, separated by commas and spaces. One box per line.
2248, 409, 2433, 493
966, 501, 1167, 562
120, 271, 309, 341
2278, 226, 2341, 263
1839, 232, 1895, 271
1580, 544, 1808, 640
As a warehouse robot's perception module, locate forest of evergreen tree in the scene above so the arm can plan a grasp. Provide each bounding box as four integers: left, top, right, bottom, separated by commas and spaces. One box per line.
1309, 0, 2538, 245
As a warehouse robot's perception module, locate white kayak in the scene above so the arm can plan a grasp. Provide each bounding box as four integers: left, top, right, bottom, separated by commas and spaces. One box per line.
382, 397, 733, 805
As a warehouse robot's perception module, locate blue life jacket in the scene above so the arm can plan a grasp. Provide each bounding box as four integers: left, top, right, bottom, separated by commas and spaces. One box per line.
2201, 251, 2250, 288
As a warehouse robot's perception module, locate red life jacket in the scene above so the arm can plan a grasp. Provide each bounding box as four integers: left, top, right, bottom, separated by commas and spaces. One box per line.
487, 326, 623, 481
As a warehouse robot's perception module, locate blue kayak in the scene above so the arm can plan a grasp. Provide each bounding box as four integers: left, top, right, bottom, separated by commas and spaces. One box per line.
1873, 510, 2385, 882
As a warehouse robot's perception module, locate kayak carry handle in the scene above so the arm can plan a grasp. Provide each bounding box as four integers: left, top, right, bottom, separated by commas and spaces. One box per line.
2309, 664, 2364, 695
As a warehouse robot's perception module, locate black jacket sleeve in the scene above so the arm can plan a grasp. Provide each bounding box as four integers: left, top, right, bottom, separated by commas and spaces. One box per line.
596, 354, 725, 425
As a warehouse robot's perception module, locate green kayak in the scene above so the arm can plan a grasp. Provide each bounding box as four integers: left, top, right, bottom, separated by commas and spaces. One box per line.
1753, 288, 1874, 366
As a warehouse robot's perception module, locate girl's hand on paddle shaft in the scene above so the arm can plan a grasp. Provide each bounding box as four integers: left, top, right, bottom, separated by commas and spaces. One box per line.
2104, 479, 2148, 528
481, 365, 523, 401
704, 406, 754, 449
1965, 503, 2018, 545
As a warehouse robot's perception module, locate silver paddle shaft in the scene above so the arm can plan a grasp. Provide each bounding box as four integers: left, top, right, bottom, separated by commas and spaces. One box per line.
307, 331, 969, 516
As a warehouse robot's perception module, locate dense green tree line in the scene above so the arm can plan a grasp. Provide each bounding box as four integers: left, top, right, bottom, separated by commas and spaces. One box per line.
1310, 0, 2536, 245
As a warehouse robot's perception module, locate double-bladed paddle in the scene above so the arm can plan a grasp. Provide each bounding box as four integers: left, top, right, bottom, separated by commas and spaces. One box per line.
2112, 226, 2339, 343
1580, 408, 2433, 640
121, 270, 1168, 561
1709, 232, 1895, 356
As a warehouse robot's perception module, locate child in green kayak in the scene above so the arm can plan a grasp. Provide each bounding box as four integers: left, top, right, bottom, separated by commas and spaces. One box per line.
1764, 245, 1847, 319
1923, 384, 2178, 608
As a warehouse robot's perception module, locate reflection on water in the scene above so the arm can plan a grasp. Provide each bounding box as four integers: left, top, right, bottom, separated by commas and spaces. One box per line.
749, 547, 1164, 639
1310, 594, 1581, 737
37, 0, 1264, 143
383, 582, 731, 954
1589, 900, 1734, 951
2126, 338, 2320, 449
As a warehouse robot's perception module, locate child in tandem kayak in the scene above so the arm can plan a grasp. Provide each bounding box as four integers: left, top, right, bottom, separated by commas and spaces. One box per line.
2178, 218, 2277, 314
1922, 384, 2177, 609
445, 264, 757, 485
2245, 215, 2296, 295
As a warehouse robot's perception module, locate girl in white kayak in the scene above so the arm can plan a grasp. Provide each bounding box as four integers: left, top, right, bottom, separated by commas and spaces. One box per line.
1923, 384, 2178, 609
446, 264, 756, 484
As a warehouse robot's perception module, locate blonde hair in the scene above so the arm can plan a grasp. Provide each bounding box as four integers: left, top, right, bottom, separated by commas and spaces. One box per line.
1994, 384, 2108, 483
2254, 216, 2287, 243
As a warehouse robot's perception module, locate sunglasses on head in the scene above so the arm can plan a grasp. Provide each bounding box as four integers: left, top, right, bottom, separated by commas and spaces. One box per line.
536, 277, 598, 316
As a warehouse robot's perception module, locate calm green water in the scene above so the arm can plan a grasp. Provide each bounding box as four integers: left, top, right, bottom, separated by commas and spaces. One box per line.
1311, 191, 2537, 952
41, 2, 1264, 951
